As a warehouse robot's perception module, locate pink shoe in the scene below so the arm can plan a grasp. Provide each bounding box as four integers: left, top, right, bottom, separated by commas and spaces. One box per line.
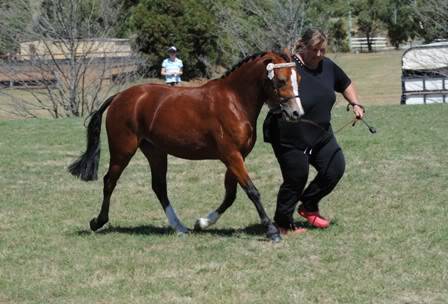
298, 205, 330, 229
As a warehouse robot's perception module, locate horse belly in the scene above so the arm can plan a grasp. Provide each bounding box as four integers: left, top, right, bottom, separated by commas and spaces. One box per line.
148, 129, 218, 160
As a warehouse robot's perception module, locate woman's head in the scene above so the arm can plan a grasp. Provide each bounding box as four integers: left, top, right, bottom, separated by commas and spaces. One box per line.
168, 46, 177, 59
295, 28, 327, 51
294, 28, 327, 68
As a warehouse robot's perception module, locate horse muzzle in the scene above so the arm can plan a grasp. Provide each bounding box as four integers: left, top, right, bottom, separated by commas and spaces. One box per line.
280, 96, 305, 122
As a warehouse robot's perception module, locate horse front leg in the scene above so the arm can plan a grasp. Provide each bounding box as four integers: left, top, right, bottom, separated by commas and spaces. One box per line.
195, 169, 237, 230
223, 152, 281, 243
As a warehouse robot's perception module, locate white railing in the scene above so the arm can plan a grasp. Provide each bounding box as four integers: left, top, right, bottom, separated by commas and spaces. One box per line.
351, 37, 390, 52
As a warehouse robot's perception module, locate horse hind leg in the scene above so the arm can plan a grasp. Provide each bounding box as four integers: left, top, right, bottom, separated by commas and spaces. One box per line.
194, 169, 237, 230
90, 138, 138, 231
139, 141, 189, 234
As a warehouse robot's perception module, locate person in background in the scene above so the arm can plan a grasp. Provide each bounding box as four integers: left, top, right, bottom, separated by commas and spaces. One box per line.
161, 46, 183, 86
263, 28, 365, 235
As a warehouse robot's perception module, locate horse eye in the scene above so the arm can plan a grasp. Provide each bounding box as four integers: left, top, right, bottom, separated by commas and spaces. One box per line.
277, 79, 286, 87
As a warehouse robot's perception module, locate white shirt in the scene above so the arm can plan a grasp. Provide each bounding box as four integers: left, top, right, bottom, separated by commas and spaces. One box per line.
162, 57, 183, 83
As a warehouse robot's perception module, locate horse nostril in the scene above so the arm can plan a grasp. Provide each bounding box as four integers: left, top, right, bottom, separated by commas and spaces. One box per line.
293, 111, 299, 117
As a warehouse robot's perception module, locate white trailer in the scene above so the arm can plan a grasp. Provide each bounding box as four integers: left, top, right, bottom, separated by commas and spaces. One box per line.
401, 42, 448, 104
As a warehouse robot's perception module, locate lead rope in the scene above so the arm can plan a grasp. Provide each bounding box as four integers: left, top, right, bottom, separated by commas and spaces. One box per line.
334, 117, 358, 134
334, 103, 361, 134
335, 104, 378, 134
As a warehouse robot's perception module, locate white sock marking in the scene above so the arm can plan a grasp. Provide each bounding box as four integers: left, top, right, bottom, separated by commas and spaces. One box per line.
165, 205, 188, 232
197, 211, 221, 229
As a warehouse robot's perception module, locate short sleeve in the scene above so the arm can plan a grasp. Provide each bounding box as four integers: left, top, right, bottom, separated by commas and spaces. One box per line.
333, 62, 351, 93
178, 59, 183, 69
162, 59, 167, 68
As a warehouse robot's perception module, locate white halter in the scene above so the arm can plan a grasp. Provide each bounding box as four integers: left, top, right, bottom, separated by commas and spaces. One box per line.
266, 62, 296, 80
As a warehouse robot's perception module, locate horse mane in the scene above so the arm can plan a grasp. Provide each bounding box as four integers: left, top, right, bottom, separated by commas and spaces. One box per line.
219, 51, 290, 79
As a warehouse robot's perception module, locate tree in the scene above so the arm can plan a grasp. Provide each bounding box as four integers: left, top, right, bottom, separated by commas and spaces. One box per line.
380, 0, 418, 49
330, 18, 350, 52
127, 0, 220, 78
0, 0, 31, 56
0, 0, 142, 118
215, 0, 352, 62
353, 0, 387, 52
214, 0, 307, 63
414, 0, 448, 43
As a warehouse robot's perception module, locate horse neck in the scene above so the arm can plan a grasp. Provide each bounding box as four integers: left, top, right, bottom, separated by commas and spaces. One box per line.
222, 61, 267, 124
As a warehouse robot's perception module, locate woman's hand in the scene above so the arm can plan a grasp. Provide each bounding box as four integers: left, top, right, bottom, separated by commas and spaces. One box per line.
353, 104, 364, 119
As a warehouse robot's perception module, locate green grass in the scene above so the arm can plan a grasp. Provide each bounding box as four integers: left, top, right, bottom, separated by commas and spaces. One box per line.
331, 51, 403, 106
1, 103, 448, 303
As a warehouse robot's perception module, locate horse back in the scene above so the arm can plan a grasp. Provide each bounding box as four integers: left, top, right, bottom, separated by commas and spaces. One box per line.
106, 82, 255, 159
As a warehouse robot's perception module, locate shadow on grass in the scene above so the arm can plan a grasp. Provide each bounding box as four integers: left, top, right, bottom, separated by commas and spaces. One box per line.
74, 223, 269, 238
75, 224, 171, 236
294, 218, 339, 230
74, 219, 336, 238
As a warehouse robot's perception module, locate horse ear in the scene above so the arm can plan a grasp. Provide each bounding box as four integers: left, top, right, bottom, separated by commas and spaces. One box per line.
263, 58, 273, 65
263, 58, 275, 79
282, 47, 292, 60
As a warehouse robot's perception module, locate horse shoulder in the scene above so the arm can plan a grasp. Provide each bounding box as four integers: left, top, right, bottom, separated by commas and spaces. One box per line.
209, 87, 255, 152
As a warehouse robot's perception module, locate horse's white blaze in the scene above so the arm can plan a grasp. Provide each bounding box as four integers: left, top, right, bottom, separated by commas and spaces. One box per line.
290, 69, 305, 116
197, 211, 220, 229
165, 205, 188, 232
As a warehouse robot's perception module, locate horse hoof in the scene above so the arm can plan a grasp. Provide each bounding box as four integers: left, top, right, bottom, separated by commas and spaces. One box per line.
177, 231, 188, 237
89, 217, 107, 232
270, 233, 282, 243
176, 229, 190, 238
175, 225, 190, 235
193, 220, 202, 231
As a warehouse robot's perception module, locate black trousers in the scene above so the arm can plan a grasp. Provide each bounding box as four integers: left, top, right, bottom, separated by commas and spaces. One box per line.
271, 135, 345, 228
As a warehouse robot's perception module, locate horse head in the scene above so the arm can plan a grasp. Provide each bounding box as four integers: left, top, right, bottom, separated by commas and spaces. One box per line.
262, 51, 304, 121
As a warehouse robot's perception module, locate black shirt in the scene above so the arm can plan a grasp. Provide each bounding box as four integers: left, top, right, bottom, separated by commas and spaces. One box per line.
293, 55, 351, 127
263, 55, 351, 149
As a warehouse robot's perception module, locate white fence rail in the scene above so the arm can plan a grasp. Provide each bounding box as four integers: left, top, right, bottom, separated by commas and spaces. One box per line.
351, 37, 390, 52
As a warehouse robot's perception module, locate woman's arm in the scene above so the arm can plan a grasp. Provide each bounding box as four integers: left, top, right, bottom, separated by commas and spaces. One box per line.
343, 83, 364, 119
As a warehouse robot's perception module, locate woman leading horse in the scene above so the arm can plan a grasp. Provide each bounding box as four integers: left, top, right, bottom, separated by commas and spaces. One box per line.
68, 51, 303, 242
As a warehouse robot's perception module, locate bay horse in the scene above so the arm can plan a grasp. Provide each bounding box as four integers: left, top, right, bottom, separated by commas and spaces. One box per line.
68, 51, 303, 242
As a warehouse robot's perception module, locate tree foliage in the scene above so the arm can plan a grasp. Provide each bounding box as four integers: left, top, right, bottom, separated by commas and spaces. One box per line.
213, 0, 306, 62
414, 0, 448, 43
127, 0, 220, 78
352, 0, 387, 51
2, 0, 448, 89
381, 0, 418, 48
0, 0, 31, 55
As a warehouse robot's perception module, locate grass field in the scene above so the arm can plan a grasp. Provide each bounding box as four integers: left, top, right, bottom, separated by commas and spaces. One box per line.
330, 51, 403, 106
1, 104, 448, 303
1, 52, 448, 303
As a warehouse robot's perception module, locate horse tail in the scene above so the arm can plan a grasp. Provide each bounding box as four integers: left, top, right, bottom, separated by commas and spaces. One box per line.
68, 94, 116, 181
